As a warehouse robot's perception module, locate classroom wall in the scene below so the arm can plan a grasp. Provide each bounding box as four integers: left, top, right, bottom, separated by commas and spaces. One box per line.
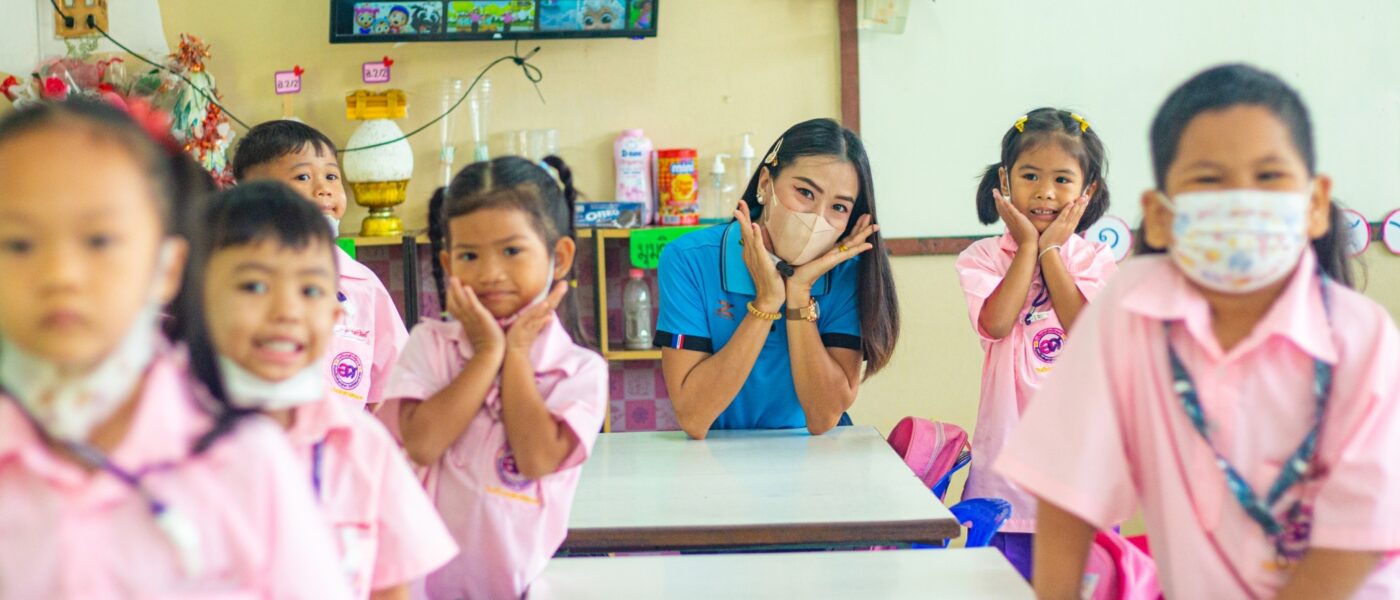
154, 0, 843, 233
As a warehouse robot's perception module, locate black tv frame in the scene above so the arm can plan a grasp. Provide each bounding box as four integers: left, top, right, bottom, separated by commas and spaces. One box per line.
329, 0, 659, 44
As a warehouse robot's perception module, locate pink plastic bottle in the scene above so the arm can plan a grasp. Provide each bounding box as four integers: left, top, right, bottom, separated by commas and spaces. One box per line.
614, 129, 654, 225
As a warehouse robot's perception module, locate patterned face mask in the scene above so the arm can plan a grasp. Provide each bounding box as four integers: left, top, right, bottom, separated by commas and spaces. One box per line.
1159, 189, 1311, 294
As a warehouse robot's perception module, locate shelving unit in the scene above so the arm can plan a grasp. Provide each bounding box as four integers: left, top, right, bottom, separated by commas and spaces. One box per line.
586, 226, 665, 364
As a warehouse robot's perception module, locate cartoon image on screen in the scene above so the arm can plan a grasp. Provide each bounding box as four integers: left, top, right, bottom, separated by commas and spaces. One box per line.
540, 0, 625, 32
628, 0, 653, 29
447, 1, 537, 33
352, 2, 443, 35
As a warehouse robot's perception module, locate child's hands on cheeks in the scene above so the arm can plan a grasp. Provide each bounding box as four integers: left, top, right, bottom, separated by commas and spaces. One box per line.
505, 281, 569, 353
1037, 194, 1089, 253
446, 276, 505, 358
993, 187, 1040, 250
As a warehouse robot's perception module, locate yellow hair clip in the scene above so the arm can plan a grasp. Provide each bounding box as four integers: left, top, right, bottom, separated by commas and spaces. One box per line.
764, 138, 783, 167
1070, 113, 1090, 132
1013, 115, 1029, 133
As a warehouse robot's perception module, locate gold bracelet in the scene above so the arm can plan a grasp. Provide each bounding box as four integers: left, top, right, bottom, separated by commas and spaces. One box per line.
746, 301, 782, 321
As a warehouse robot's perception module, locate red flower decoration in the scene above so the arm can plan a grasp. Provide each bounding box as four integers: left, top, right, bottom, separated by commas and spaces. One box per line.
381, 56, 393, 67
41, 76, 69, 100
293, 65, 305, 77
123, 98, 181, 154
1, 75, 20, 101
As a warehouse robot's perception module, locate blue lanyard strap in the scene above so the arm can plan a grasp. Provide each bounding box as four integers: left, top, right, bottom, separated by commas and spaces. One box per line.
1164, 274, 1335, 539
311, 439, 326, 500
1024, 273, 1051, 325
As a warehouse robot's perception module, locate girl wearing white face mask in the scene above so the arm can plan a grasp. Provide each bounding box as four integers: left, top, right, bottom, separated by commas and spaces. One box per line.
382, 156, 607, 600
656, 118, 900, 439
179, 181, 457, 600
996, 64, 1400, 599
0, 99, 352, 598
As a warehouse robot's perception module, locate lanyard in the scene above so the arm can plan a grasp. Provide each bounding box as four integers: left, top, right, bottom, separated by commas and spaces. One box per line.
6, 395, 205, 577
1023, 273, 1051, 326
311, 438, 327, 500
1165, 275, 1333, 558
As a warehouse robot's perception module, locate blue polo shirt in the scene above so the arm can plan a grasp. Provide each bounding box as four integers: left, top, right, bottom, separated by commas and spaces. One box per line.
654, 221, 863, 430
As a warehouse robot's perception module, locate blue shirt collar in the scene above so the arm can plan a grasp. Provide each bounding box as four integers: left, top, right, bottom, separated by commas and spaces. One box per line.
718, 220, 832, 296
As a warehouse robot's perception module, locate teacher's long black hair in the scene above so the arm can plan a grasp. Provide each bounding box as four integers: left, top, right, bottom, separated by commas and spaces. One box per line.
741, 118, 900, 377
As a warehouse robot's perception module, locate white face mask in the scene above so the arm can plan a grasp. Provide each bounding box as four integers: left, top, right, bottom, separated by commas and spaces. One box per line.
325, 214, 341, 237
0, 240, 176, 442
496, 255, 556, 329
1159, 189, 1311, 294
218, 355, 325, 411
761, 180, 841, 266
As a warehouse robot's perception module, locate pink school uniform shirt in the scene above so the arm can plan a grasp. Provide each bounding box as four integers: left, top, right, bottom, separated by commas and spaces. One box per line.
955, 230, 1117, 532
996, 251, 1400, 598
0, 355, 353, 599
380, 317, 608, 600
328, 248, 409, 409
284, 395, 459, 599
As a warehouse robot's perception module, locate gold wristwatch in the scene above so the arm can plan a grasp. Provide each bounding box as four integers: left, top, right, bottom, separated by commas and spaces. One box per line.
786, 297, 820, 322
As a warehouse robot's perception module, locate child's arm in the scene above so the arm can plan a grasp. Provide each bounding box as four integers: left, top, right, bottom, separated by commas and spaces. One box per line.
978, 189, 1040, 339
499, 283, 577, 479
399, 277, 505, 467
1033, 498, 1097, 600
1039, 197, 1090, 332
370, 585, 409, 600
1276, 549, 1383, 600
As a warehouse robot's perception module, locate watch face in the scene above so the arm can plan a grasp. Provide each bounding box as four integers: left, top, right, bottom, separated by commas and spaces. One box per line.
810, 300, 820, 320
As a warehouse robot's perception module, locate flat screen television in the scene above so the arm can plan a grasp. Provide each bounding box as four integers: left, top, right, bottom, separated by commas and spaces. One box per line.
330, 0, 658, 43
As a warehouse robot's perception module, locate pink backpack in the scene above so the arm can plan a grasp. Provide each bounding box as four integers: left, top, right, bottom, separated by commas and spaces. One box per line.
886, 417, 971, 497
1082, 531, 1161, 600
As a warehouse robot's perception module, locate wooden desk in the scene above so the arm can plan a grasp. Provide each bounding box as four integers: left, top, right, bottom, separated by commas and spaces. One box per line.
529, 548, 1032, 599
562, 426, 961, 552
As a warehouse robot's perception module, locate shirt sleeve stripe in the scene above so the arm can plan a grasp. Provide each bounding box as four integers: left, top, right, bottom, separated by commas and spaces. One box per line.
654, 331, 714, 353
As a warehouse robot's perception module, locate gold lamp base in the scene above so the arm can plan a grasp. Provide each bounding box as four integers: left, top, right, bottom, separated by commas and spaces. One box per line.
350, 180, 409, 237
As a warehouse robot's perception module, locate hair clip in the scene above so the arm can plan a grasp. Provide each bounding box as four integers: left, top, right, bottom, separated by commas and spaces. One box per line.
1013, 116, 1028, 133
764, 138, 783, 167
1070, 113, 1090, 132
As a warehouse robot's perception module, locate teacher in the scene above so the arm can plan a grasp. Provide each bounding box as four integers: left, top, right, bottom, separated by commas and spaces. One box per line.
655, 118, 900, 439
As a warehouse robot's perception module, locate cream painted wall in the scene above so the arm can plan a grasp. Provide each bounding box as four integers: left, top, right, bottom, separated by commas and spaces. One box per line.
152, 0, 841, 233
851, 247, 1400, 504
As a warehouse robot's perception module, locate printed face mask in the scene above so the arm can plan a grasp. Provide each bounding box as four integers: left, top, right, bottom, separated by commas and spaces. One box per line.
761, 180, 841, 266
1159, 189, 1311, 293
0, 240, 177, 442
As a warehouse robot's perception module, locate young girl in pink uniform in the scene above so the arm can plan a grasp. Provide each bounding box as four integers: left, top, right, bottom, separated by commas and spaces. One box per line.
998, 64, 1400, 599
180, 181, 459, 599
0, 99, 352, 597
381, 156, 607, 599
233, 120, 409, 412
955, 108, 1118, 577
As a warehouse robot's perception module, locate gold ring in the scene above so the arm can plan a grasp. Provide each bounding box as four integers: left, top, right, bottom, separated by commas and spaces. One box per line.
839, 243, 849, 252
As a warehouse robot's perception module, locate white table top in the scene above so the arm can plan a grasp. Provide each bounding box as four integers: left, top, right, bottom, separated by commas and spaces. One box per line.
563, 426, 959, 551
529, 548, 1033, 600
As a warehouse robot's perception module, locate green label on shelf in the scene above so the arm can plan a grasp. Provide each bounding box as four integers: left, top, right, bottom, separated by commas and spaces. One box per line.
337, 237, 357, 260
629, 226, 705, 269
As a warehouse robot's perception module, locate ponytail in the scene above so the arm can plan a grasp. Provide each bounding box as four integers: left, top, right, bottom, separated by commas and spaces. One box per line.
427, 186, 448, 313
975, 163, 1004, 226
542, 155, 592, 347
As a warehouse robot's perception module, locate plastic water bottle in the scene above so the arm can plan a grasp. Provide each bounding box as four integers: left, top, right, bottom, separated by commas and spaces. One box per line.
623, 269, 653, 350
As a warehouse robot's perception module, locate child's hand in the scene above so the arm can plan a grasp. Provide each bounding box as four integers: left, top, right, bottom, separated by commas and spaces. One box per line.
504, 281, 569, 352
1038, 195, 1089, 254
993, 187, 1039, 249
734, 201, 786, 313
446, 276, 505, 356
789, 213, 877, 295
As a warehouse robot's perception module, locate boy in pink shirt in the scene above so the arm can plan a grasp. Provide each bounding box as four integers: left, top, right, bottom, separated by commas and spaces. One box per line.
187, 181, 459, 599
956, 108, 1117, 577
232, 120, 409, 411
998, 64, 1400, 598
0, 99, 352, 598
382, 157, 607, 599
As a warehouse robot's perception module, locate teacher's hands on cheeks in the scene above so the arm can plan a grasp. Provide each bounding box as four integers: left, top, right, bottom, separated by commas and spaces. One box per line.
505, 280, 569, 352
447, 276, 505, 358
993, 187, 1040, 250
735, 201, 786, 314
788, 213, 877, 295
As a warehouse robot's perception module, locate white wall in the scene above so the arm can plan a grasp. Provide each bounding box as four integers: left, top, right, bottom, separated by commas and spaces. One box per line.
860, 0, 1400, 238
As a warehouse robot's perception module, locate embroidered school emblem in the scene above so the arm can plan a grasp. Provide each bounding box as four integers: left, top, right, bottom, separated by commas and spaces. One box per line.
331, 352, 363, 390
716, 300, 735, 320
495, 444, 531, 491
1032, 328, 1065, 363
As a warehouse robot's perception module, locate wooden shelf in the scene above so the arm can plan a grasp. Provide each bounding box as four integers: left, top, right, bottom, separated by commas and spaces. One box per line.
576, 227, 640, 239
602, 349, 662, 361
346, 232, 430, 247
